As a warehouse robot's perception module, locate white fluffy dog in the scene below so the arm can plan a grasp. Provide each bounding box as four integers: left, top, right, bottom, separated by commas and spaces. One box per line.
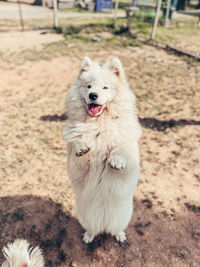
63, 57, 141, 243
2, 239, 45, 267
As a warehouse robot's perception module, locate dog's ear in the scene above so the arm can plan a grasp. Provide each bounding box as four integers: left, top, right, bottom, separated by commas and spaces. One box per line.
105, 58, 124, 79
80, 56, 92, 73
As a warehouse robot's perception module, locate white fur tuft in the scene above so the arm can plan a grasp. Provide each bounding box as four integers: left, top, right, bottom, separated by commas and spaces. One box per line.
2, 239, 45, 267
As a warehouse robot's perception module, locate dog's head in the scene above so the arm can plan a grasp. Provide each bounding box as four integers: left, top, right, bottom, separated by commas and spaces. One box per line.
76, 56, 126, 117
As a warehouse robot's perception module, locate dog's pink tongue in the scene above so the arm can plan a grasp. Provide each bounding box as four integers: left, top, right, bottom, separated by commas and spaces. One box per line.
88, 105, 100, 116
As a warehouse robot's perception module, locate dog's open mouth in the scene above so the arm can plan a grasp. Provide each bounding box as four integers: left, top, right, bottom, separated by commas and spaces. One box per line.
88, 104, 102, 116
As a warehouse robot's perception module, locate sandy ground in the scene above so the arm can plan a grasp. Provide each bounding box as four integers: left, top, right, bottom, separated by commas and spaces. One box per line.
0, 31, 64, 52
0, 30, 200, 267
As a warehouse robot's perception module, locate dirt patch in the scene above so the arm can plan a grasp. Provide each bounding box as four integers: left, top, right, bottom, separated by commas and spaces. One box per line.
0, 31, 64, 53
0, 33, 200, 266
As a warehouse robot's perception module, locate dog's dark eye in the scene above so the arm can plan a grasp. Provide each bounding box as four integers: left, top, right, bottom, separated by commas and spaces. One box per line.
103, 86, 109, 90
88, 85, 91, 89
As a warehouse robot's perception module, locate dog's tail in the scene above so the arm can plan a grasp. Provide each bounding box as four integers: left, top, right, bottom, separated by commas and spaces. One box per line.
2, 239, 45, 267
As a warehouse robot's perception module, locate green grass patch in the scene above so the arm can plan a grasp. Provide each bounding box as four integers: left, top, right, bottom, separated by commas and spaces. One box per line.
59, 19, 114, 37
156, 23, 200, 42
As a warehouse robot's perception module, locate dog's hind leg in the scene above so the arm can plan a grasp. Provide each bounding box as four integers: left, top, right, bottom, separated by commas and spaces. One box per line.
83, 231, 95, 243
114, 231, 127, 242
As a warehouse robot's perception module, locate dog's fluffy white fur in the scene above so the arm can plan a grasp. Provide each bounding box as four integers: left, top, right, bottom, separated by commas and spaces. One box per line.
2, 239, 45, 267
63, 57, 141, 243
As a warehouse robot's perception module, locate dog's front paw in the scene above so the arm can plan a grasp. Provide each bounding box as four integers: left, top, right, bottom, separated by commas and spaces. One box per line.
74, 141, 90, 157
108, 153, 126, 170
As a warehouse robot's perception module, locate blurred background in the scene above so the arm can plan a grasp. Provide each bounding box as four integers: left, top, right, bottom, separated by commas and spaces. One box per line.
0, 0, 200, 266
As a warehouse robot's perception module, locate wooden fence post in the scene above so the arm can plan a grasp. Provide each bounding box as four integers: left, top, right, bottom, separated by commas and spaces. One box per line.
53, 0, 59, 28
114, 0, 119, 22
150, 0, 162, 39
17, 0, 24, 31
165, 0, 171, 27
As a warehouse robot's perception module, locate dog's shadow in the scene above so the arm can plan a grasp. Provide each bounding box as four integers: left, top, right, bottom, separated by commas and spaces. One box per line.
0, 195, 96, 266
0, 195, 129, 266
40, 113, 200, 132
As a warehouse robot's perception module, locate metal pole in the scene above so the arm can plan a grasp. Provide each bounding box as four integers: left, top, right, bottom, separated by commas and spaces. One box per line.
150, 0, 162, 39
53, 0, 59, 28
17, 0, 24, 31
165, 0, 171, 27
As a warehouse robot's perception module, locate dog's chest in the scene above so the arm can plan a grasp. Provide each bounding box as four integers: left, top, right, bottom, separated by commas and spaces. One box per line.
85, 119, 124, 154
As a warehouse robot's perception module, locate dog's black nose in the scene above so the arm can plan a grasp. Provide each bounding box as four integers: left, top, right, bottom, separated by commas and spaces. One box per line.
89, 92, 98, 101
